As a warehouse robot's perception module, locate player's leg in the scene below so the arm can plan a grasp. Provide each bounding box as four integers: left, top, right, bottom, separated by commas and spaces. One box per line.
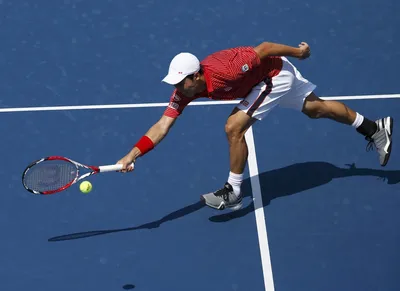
200, 108, 256, 210
302, 92, 393, 166
302, 92, 372, 130
225, 107, 258, 175
278, 57, 393, 166
201, 80, 282, 211
302, 92, 358, 124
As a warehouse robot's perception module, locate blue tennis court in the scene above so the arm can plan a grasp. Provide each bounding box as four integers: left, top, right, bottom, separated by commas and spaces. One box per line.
1, 0, 399, 290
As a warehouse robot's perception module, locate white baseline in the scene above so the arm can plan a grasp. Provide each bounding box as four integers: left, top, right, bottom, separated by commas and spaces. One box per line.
0, 93, 399, 113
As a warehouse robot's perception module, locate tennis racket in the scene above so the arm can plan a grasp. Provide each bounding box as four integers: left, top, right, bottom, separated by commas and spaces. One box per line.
21, 156, 134, 195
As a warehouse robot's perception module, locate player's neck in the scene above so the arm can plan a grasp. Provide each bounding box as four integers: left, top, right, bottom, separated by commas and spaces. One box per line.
198, 74, 207, 92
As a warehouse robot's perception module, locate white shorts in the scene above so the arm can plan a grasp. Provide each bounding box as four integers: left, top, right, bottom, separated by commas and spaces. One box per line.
236, 57, 316, 120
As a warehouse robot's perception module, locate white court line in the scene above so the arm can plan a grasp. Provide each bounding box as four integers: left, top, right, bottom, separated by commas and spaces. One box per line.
0, 100, 238, 113
0, 93, 399, 113
245, 127, 275, 291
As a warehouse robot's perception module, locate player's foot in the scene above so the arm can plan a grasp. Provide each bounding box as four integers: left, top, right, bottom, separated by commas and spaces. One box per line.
366, 116, 393, 166
200, 182, 242, 211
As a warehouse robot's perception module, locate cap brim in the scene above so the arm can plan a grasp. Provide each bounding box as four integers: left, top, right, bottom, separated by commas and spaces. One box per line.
161, 73, 187, 85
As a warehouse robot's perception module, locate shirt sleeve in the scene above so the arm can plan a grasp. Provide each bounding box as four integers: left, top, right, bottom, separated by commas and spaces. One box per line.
163, 89, 193, 118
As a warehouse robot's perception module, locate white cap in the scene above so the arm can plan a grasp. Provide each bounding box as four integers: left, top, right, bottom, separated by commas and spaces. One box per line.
162, 52, 200, 85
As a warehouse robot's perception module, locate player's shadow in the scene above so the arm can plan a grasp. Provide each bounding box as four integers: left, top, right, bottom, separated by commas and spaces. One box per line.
48, 162, 399, 242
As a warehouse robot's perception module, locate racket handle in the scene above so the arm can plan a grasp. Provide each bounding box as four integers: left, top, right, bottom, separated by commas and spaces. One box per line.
98, 162, 134, 172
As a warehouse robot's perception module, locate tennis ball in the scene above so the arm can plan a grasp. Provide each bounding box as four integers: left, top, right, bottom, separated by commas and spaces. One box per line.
79, 181, 92, 193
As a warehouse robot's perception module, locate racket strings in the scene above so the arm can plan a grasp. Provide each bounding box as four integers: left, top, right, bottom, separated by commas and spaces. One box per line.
23, 160, 78, 192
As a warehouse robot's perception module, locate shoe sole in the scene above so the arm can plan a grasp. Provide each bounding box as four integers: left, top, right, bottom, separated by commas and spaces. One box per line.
381, 117, 393, 167
200, 195, 243, 211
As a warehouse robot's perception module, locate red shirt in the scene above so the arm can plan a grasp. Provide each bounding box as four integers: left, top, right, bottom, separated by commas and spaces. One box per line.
164, 46, 283, 118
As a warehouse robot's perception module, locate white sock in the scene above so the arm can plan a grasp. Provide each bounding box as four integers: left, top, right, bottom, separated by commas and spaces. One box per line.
227, 171, 243, 197
352, 112, 364, 128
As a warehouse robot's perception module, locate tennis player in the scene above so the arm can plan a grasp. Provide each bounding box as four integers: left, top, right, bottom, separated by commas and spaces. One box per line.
117, 41, 393, 211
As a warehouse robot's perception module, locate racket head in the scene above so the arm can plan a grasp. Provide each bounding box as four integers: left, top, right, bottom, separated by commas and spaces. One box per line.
22, 156, 80, 194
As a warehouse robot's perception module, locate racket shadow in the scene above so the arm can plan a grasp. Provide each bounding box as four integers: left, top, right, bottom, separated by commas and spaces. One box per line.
48, 201, 205, 242
209, 161, 400, 223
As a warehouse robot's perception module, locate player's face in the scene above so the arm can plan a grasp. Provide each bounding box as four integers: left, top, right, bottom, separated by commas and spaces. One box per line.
175, 74, 204, 97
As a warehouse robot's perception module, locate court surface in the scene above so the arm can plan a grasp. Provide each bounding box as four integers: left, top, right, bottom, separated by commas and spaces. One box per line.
1, 0, 399, 290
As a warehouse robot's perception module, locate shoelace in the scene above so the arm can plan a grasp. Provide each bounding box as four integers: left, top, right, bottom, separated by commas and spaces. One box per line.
366, 120, 385, 152
365, 136, 376, 152
214, 185, 230, 200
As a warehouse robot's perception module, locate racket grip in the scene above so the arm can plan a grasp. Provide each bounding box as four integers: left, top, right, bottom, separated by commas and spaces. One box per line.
98, 162, 134, 172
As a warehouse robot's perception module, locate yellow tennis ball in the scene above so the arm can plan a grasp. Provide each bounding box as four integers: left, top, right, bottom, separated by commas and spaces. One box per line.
79, 181, 92, 193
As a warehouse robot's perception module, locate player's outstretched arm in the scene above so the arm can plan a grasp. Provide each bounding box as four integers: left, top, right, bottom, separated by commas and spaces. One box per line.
117, 115, 176, 172
254, 41, 310, 60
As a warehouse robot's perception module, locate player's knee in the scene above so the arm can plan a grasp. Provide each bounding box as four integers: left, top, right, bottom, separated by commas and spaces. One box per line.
225, 121, 244, 141
225, 108, 255, 142
302, 94, 329, 119
303, 105, 327, 119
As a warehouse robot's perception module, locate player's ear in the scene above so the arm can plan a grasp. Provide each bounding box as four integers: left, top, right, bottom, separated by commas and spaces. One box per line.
194, 70, 203, 81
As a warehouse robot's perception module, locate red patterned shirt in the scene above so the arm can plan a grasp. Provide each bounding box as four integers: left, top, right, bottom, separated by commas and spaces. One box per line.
164, 46, 283, 118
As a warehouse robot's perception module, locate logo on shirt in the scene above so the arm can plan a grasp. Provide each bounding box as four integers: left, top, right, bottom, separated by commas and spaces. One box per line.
168, 102, 179, 110
242, 64, 249, 72
173, 94, 181, 101
224, 87, 232, 91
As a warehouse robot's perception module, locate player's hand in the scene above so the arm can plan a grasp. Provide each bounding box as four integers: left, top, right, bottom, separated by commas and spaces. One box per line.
116, 152, 136, 173
298, 42, 310, 60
